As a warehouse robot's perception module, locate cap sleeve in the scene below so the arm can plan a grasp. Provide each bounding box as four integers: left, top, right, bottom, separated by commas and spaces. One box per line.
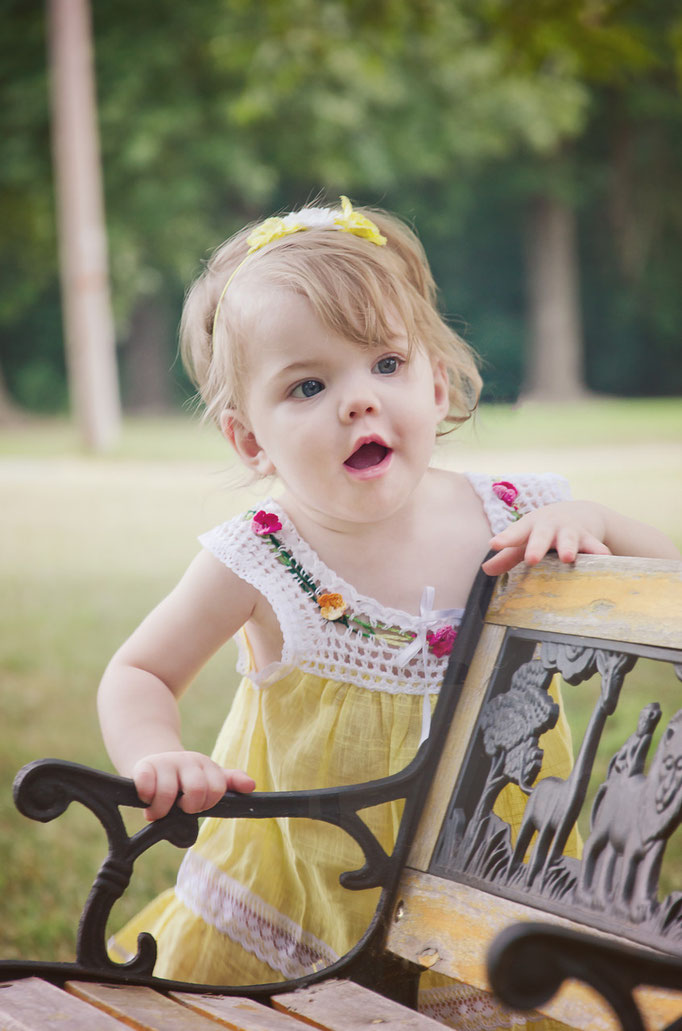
466, 472, 571, 536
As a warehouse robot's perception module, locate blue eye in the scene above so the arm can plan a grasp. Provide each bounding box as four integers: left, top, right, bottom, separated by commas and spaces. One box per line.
291, 379, 324, 398
373, 356, 401, 375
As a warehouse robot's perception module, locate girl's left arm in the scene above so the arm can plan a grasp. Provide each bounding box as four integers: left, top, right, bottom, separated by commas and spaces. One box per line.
482, 500, 681, 575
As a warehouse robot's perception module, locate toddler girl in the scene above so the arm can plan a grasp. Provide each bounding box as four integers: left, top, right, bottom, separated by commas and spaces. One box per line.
98, 197, 679, 1026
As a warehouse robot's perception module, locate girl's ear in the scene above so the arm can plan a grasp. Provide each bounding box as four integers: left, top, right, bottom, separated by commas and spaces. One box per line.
220, 410, 276, 477
432, 360, 450, 421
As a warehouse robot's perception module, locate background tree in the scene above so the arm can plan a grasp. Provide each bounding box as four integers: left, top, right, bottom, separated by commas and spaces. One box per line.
48, 0, 121, 450
1, 0, 680, 417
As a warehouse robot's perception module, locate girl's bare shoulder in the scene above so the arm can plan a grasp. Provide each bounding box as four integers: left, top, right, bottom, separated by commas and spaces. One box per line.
426, 466, 490, 521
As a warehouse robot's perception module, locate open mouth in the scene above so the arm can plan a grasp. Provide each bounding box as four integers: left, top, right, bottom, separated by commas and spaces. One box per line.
344, 441, 391, 470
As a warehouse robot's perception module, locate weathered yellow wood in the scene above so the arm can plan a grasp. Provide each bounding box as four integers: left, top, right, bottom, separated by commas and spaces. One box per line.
0, 977, 128, 1029
486, 555, 682, 647
172, 991, 308, 1031
68, 981, 220, 1030
406, 623, 507, 872
274, 978, 443, 1031
385, 869, 682, 1031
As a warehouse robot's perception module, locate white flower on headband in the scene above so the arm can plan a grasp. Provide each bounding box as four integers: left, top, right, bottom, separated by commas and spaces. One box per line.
246, 196, 386, 253
287, 207, 337, 228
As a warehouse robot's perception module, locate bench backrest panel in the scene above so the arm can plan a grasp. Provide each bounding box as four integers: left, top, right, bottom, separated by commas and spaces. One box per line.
386, 556, 682, 1031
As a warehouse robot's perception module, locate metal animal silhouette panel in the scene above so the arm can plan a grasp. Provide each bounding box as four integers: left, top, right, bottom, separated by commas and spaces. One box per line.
430, 628, 682, 956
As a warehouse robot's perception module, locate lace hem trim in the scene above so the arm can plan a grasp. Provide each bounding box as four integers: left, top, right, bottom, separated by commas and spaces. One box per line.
175, 851, 338, 979
419, 985, 550, 1031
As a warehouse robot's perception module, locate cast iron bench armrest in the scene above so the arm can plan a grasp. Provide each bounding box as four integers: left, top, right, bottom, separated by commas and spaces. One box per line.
11, 752, 433, 979
488, 923, 682, 1031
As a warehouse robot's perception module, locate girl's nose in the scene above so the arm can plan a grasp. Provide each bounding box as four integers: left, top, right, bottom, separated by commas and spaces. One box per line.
339, 381, 380, 422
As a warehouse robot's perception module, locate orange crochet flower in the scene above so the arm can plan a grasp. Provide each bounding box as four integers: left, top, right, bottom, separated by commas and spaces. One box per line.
318, 592, 347, 621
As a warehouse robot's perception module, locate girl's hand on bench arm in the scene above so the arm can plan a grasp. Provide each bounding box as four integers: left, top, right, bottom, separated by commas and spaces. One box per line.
482, 500, 681, 576
133, 751, 255, 822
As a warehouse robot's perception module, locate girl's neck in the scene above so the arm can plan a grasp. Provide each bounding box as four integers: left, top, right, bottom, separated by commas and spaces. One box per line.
277, 468, 491, 613
279, 470, 437, 556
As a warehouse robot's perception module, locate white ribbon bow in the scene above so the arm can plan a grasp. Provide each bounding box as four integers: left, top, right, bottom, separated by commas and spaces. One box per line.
394, 586, 463, 745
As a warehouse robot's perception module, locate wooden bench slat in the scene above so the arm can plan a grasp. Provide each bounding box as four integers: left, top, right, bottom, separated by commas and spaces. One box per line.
387, 869, 682, 1031
0, 977, 129, 1029
273, 978, 444, 1031
172, 991, 314, 1031
67, 981, 226, 1030
485, 556, 682, 646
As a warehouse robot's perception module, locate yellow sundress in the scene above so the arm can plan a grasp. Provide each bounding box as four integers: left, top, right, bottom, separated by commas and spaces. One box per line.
111, 473, 578, 1030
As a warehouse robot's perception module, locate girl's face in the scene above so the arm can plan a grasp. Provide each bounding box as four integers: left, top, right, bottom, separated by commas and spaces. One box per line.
224, 287, 449, 529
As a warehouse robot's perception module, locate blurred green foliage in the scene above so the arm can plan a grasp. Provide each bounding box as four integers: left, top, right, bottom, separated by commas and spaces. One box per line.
1, 0, 682, 410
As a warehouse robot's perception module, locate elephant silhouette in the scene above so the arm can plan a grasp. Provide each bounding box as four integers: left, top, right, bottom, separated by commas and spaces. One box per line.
578, 709, 682, 923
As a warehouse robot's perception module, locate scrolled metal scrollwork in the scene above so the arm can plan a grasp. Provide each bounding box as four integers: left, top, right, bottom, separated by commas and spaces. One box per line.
11, 754, 425, 977
14, 760, 203, 975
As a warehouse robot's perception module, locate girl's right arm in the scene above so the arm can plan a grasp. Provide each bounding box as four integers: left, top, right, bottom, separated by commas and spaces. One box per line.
97, 549, 258, 820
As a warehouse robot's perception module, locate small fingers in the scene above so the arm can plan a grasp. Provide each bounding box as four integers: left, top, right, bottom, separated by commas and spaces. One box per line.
134, 758, 180, 822
577, 533, 612, 558
133, 754, 256, 821
132, 760, 157, 807
485, 501, 612, 574
177, 761, 217, 815
177, 760, 256, 815
226, 769, 256, 794
481, 546, 526, 576
522, 523, 558, 566
555, 526, 588, 564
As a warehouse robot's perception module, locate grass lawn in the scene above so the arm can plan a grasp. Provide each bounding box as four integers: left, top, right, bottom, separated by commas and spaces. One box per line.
1, 399, 681, 966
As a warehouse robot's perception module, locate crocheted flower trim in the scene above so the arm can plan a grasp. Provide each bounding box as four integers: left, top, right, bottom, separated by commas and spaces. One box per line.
251, 510, 283, 536
317, 592, 348, 621
492, 480, 522, 521
426, 626, 457, 658
248, 511, 454, 656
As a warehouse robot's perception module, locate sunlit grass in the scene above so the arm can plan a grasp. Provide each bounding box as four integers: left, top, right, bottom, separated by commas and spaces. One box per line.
1, 396, 681, 460
1, 400, 680, 963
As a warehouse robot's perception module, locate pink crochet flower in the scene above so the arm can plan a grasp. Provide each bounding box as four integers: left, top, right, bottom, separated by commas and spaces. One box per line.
492, 481, 519, 507
426, 626, 457, 658
251, 510, 282, 536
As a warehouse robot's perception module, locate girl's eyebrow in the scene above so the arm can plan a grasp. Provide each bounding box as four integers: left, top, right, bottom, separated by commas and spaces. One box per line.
273, 347, 334, 373
278, 360, 316, 374
264, 358, 324, 389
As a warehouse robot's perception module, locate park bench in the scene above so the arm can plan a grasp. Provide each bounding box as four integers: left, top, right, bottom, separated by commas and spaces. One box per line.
1, 554, 681, 1030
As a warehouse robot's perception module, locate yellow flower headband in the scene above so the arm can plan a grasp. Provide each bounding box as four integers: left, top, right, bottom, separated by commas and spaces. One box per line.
211, 196, 386, 342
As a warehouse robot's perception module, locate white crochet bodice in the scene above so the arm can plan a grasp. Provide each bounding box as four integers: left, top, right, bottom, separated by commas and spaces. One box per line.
200, 472, 569, 696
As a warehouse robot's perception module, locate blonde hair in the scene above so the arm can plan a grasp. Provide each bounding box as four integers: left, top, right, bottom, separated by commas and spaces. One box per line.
180, 202, 482, 429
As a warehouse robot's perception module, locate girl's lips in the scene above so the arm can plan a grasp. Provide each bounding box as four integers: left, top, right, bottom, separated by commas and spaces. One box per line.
344, 441, 390, 470
344, 439, 393, 478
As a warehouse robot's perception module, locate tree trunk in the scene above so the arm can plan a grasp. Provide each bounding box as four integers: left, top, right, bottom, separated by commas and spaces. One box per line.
47, 0, 121, 451
123, 297, 174, 413
522, 193, 588, 402
0, 364, 23, 425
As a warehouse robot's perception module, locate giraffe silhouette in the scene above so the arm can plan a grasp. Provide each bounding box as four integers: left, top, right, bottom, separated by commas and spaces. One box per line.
507, 650, 636, 889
